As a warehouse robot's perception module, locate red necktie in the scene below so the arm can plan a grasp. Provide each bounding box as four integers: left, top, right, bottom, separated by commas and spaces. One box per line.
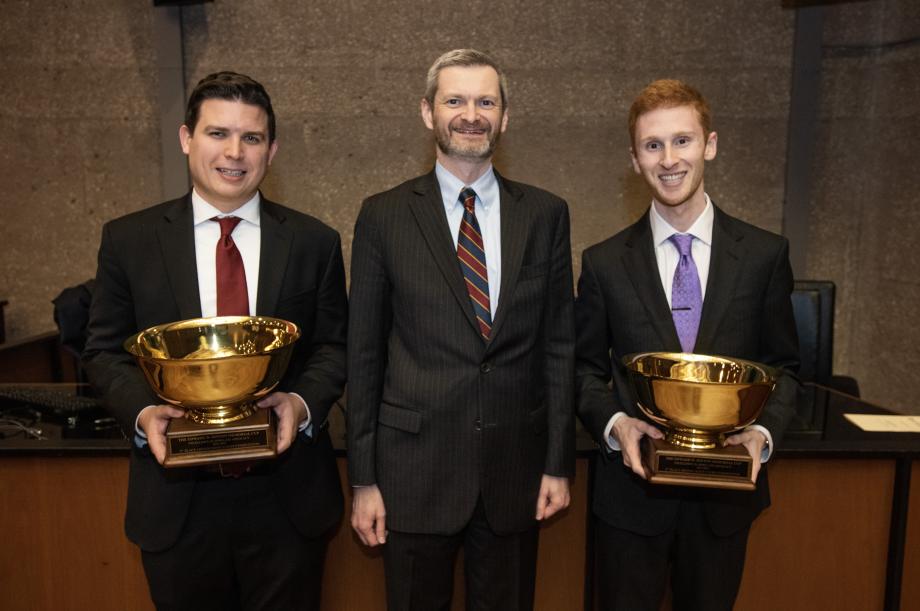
212, 216, 249, 316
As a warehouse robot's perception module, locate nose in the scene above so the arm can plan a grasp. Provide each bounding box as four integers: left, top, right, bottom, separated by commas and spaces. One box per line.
660, 144, 677, 168
224, 137, 243, 159
461, 100, 479, 122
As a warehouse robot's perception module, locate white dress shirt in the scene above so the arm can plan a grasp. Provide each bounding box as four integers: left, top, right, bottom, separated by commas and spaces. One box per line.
603, 195, 773, 461
192, 190, 261, 317
435, 162, 502, 318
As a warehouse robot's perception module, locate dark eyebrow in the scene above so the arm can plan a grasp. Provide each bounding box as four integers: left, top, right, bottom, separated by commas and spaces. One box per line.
201, 125, 266, 138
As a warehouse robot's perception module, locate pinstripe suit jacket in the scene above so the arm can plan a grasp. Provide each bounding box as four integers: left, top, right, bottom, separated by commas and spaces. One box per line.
347, 170, 575, 535
575, 205, 800, 537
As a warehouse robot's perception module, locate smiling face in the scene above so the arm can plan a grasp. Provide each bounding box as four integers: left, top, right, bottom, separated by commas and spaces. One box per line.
421, 65, 508, 168
631, 105, 717, 217
179, 98, 278, 213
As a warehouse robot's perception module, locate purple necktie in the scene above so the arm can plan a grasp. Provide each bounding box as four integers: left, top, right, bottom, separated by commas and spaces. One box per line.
669, 233, 702, 353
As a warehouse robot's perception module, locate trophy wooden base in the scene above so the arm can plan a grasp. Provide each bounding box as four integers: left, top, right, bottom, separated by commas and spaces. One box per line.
163, 407, 277, 468
642, 437, 755, 491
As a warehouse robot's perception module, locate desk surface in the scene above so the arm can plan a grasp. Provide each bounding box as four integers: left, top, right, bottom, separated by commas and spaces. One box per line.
782, 383, 920, 456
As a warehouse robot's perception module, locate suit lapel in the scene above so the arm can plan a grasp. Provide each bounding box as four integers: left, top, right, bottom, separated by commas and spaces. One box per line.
256, 198, 293, 315
695, 205, 742, 353
157, 195, 202, 320
622, 213, 682, 350
488, 172, 526, 344
407, 172, 482, 337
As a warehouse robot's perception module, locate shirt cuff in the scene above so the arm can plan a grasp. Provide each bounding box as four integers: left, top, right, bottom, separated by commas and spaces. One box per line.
744, 424, 773, 462
603, 412, 628, 452
134, 405, 157, 447
289, 392, 314, 437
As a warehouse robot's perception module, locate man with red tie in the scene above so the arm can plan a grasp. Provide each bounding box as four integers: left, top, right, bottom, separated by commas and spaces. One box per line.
347, 49, 575, 610
84, 72, 347, 610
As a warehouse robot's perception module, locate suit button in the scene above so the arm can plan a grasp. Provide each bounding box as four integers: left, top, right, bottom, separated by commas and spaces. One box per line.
474, 418, 482, 431
480, 362, 493, 373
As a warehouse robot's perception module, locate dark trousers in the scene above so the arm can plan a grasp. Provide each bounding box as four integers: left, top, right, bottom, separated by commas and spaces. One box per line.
595, 501, 750, 611
382, 497, 539, 611
141, 474, 329, 611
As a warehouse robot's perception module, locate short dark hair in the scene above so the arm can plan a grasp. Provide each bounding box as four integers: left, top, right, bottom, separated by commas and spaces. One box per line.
185, 71, 276, 142
628, 79, 711, 149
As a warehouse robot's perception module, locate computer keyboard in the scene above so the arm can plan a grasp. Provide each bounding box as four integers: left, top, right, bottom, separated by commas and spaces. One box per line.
0, 387, 100, 412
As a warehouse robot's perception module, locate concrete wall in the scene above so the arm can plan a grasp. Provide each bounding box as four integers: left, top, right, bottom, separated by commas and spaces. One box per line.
0, 0, 162, 340
808, 0, 920, 413
0, 0, 916, 412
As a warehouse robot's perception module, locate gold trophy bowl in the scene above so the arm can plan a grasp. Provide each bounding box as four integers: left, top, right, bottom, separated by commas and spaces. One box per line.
624, 352, 777, 490
125, 316, 300, 467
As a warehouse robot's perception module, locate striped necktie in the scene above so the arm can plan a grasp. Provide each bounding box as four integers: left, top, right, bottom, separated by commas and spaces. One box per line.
457, 187, 492, 339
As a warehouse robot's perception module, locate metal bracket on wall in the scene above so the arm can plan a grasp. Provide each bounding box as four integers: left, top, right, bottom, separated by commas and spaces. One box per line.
782, 5, 824, 279
154, 5, 189, 201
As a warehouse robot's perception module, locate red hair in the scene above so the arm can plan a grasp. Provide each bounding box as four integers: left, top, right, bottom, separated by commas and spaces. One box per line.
628, 79, 712, 147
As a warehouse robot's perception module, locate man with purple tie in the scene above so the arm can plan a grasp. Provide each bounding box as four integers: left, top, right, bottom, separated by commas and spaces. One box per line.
575, 79, 800, 611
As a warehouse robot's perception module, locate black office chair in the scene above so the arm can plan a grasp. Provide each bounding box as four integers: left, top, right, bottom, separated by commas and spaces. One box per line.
51, 279, 95, 384
791, 280, 859, 397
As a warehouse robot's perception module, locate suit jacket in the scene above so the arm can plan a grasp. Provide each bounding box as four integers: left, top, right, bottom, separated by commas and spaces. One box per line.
575, 204, 799, 537
83, 194, 347, 552
347, 170, 575, 536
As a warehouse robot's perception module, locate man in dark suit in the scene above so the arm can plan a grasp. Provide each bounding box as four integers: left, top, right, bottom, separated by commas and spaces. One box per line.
576, 79, 800, 610
347, 49, 575, 610
83, 72, 346, 610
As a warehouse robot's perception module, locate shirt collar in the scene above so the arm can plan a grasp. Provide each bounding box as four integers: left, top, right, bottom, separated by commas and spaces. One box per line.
649, 194, 714, 247
191, 189, 261, 227
435, 161, 498, 214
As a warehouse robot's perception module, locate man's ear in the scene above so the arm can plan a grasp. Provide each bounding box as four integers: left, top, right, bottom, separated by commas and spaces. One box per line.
704, 131, 718, 161
420, 98, 434, 130
268, 140, 279, 165
499, 107, 509, 133
179, 124, 192, 154
630, 148, 641, 174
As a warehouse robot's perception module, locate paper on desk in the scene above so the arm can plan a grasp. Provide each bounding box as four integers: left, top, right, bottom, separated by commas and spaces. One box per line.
844, 414, 920, 432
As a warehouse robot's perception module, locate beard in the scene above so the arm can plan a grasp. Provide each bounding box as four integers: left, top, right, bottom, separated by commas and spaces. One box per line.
433, 115, 503, 161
